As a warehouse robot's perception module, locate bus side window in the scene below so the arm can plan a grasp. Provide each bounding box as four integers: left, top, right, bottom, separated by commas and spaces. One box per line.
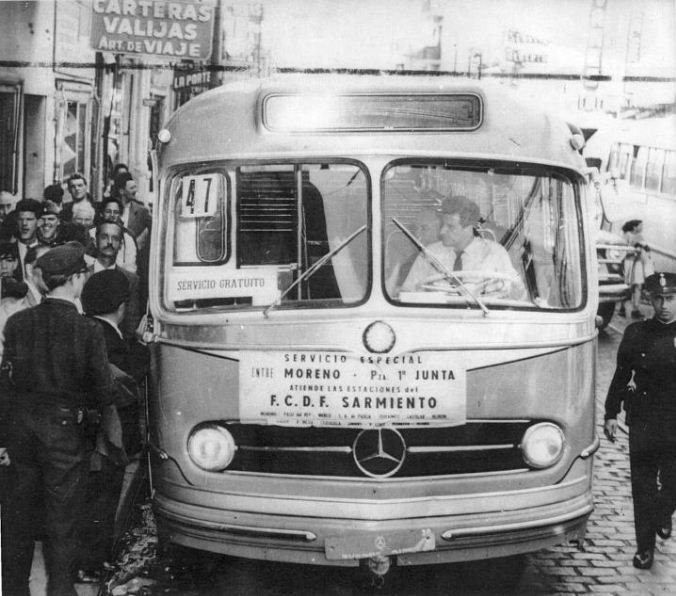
645, 147, 664, 193
629, 145, 647, 190
661, 150, 676, 196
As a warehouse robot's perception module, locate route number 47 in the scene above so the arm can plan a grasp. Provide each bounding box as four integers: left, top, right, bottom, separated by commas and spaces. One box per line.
181, 175, 218, 217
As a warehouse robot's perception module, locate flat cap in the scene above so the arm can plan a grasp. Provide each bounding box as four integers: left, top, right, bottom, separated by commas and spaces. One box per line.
36, 241, 87, 277
645, 272, 676, 295
82, 269, 130, 315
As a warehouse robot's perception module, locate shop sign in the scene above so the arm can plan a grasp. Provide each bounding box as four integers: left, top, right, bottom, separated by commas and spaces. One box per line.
91, 0, 216, 60
173, 67, 211, 91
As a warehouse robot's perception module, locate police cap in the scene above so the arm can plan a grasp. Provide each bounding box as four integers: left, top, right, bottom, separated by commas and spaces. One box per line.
36, 241, 87, 277
81, 269, 130, 315
645, 272, 676, 296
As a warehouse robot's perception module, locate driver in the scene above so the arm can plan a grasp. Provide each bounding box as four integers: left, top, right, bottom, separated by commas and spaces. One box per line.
401, 195, 522, 296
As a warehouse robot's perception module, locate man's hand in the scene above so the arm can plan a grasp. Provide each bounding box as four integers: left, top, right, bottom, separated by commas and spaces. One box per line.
0, 447, 10, 466
604, 419, 618, 443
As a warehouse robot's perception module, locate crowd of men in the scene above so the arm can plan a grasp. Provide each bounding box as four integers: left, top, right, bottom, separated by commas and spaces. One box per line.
0, 167, 152, 595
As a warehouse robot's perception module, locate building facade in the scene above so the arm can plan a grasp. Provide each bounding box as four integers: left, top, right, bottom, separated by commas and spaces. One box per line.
0, 0, 176, 204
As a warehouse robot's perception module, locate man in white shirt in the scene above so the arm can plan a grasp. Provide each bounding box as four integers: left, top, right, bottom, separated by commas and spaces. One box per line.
92, 198, 138, 273
93, 221, 142, 339
402, 196, 523, 297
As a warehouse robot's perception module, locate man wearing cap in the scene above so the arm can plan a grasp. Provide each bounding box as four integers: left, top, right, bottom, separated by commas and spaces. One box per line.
401, 195, 522, 297
604, 272, 676, 570
43, 183, 65, 213
0, 241, 118, 596
76, 269, 148, 581
38, 201, 63, 247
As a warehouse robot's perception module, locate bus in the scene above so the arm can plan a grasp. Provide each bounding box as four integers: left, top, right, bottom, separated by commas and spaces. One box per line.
586, 114, 676, 274
145, 76, 599, 584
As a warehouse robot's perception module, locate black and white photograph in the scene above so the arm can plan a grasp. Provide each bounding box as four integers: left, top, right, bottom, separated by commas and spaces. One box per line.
0, 0, 674, 594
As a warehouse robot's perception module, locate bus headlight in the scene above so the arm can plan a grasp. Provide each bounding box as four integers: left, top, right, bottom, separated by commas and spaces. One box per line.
520, 423, 565, 469
187, 424, 237, 471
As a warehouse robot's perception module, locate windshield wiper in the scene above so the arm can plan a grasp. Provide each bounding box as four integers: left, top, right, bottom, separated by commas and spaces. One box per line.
263, 224, 368, 318
392, 217, 489, 316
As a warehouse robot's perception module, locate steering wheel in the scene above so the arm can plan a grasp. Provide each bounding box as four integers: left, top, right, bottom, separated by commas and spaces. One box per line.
419, 270, 516, 297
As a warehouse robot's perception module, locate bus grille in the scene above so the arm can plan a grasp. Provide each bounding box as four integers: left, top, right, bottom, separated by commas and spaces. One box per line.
223, 421, 532, 478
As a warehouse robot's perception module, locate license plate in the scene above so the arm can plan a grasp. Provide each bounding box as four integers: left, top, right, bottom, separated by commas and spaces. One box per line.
325, 528, 435, 560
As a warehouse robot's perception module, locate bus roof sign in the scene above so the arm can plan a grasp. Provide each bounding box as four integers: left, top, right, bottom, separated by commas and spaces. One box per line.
262, 93, 482, 133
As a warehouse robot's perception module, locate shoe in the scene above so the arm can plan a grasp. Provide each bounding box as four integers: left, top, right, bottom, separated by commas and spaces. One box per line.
632, 549, 654, 569
657, 517, 672, 539
631, 310, 643, 319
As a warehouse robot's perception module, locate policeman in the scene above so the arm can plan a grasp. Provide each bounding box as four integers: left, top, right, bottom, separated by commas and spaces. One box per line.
0, 242, 116, 596
604, 272, 676, 570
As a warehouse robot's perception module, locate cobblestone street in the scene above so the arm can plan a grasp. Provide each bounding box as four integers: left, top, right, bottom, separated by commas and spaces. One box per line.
518, 313, 676, 595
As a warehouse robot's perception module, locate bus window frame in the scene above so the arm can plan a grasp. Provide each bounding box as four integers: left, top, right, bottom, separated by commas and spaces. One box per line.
161, 158, 374, 314
380, 157, 589, 313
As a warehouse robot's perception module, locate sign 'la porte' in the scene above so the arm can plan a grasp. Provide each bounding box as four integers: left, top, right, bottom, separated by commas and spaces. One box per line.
91, 0, 216, 60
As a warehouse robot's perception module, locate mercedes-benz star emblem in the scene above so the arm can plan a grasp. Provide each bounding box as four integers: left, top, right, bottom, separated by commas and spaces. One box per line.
352, 428, 406, 478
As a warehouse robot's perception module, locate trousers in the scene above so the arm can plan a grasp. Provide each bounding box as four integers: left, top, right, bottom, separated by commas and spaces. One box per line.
1, 405, 88, 596
629, 414, 676, 552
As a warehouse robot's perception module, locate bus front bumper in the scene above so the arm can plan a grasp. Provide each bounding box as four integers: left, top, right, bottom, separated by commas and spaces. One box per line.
153, 488, 592, 566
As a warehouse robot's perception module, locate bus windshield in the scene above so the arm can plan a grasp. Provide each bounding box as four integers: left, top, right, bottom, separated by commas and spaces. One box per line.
383, 162, 584, 310
163, 160, 583, 313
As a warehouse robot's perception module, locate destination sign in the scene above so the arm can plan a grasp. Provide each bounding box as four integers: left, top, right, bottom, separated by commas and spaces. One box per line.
167, 268, 280, 305
239, 351, 466, 427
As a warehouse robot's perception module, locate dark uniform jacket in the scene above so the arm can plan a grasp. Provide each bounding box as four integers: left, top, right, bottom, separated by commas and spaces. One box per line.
605, 318, 676, 423
0, 298, 113, 443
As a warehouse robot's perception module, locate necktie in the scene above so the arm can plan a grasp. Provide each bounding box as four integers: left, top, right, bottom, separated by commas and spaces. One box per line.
453, 251, 463, 271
